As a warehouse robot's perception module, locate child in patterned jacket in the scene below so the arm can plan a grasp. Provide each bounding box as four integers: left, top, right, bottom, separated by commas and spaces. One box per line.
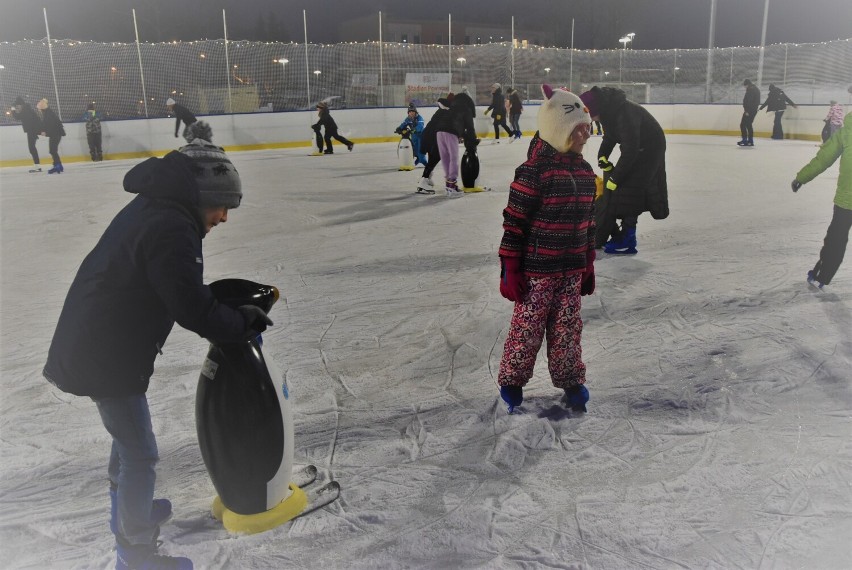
497, 84, 597, 413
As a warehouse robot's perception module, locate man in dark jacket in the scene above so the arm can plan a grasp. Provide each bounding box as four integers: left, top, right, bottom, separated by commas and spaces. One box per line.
10, 96, 43, 171
738, 79, 761, 146
43, 122, 271, 570
166, 97, 197, 141
484, 83, 514, 142
580, 86, 669, 254
759, 84, 797, 140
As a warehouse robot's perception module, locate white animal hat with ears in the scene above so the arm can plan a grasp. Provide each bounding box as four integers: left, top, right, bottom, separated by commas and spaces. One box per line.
537, 84, 590, 153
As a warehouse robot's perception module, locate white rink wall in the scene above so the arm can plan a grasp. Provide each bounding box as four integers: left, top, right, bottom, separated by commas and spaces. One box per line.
0, 103, 834, 165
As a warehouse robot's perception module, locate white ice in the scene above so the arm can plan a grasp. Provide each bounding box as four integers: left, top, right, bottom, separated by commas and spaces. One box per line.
1, 135, 850, 569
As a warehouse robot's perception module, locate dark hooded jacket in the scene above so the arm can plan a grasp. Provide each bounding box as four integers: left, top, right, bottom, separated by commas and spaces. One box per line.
593, 86, 669, 220
171, 103, 197, 137
486, 88, 506, 120
40, 107, 65, 138
499, 134, 597, 277
12, 101, 42, 134
312, 108, 339, 133
759, 84, 796, 113
743, 83, 761, 116
43, 152, 252, 398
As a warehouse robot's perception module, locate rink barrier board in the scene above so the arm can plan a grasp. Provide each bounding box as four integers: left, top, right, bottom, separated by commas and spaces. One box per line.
0, 104, 829, 168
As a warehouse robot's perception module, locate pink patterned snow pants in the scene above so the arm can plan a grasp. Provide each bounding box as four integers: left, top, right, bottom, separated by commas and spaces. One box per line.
498, 273, 586, 389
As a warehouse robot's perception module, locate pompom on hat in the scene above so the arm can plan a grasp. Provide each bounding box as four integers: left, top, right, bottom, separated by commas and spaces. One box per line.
166, 98, 176, 106
578, 89, 599, 119
538, 84, 591, 154
178, 122, 242, 209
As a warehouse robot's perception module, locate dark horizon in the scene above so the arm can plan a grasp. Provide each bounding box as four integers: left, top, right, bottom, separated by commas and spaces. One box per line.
1, 0, 850, 51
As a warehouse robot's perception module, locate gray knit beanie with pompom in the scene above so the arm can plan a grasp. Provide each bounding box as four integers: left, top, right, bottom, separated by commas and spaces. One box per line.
178, 122, 242, 209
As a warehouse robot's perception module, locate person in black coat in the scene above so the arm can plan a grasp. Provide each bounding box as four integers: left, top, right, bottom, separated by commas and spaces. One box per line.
580, 86, 669, 254
759, 84, 797, 140
416, 107, 446, 193
738, 79, 761, 146
36, 98, 66, 173
166, 97, 197, 141
11, 96, 43, 170
484, 83, 514, 142
43, 122, 271, 569
312, 101, 354, 154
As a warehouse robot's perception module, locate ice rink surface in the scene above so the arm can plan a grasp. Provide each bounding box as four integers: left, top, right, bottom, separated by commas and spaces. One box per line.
1, 134, 850, 569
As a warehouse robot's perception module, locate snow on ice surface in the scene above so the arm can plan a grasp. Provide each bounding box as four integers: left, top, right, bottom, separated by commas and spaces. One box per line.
1, 135, 850, 570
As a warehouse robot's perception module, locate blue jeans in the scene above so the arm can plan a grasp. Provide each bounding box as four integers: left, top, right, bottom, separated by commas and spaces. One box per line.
94, 394, 160, 544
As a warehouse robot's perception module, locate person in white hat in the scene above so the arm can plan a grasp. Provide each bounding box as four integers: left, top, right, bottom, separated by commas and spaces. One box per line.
483, 82, 514, 143
166, 97, 197, 141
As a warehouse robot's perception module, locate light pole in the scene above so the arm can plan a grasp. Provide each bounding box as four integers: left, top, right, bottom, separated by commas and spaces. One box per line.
672, 67, 680, 103
276, 58, 288, 109
313, 70, 321, 103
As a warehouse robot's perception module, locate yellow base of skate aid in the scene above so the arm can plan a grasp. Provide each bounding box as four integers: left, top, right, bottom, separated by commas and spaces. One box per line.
212, 483, 307, 534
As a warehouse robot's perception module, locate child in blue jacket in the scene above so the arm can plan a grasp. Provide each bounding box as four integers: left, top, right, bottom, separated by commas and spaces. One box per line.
395, 105, 426, 166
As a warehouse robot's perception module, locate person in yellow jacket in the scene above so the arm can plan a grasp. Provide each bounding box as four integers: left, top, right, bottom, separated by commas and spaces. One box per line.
791, 103, 852, 288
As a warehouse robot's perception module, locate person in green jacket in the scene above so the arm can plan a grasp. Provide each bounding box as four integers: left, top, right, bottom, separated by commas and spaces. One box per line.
791, 106, 852, 288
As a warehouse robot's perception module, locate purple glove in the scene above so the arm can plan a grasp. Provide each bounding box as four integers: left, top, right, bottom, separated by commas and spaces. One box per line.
581, 248, 595, 296
499, 257, 528, 302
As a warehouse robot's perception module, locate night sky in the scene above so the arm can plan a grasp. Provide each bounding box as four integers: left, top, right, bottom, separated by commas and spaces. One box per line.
1, 0, 850, 50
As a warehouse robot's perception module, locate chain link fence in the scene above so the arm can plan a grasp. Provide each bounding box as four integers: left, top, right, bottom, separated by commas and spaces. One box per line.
2, 38, 850, 124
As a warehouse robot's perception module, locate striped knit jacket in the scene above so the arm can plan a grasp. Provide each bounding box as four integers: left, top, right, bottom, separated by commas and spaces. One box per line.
499, 134, 596, 277
827, 103, 845, 127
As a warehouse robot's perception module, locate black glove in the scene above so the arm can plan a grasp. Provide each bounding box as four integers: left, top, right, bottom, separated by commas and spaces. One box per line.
238, 305, 273, 334
394, 127, 402, 134
791, 180, 802, 193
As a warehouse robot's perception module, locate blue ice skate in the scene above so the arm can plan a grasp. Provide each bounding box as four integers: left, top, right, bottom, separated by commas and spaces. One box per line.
500, 385, 523, 414
807, 270, 825, 290
561, 384, 589, 413
604, 228, 637, 255
115, 538, 193, 570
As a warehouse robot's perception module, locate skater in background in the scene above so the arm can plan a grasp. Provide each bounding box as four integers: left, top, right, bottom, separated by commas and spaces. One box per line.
43, 122, 272, 570
455, 86, 477, 120
434, 94, 464, 196
759, 84, 797, 140
484, 83, 514, 142
166, 97, 197, 141
83, 102, 103, 161
37, 98, 65, 174
580, 86, 669, 254
10, 96, 43, 171
506, 87, 523, 141
496, 85, 596, 414
738, 79, 761, 147
791, 106, 852, 289
591, 120, 603, 136
395, 104, 426, 165
431, 92, 478, 197
823, 100, 844, 142
415, 103, 446, 194
312, 101, 354, 154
